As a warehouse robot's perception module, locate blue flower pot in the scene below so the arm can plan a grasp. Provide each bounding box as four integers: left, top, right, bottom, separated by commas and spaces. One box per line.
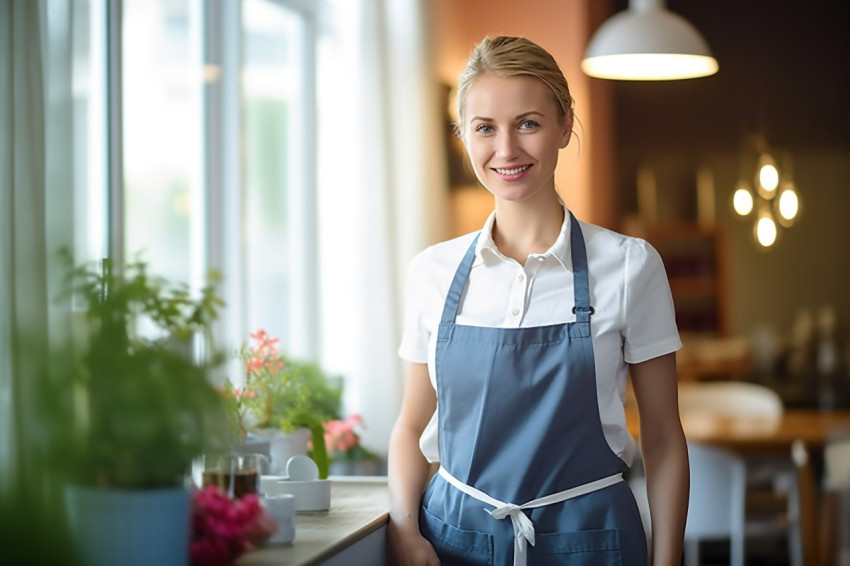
65, 485, 191, 566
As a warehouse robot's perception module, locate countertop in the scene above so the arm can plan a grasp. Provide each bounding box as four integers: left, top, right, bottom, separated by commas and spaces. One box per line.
238, 476, 390, 566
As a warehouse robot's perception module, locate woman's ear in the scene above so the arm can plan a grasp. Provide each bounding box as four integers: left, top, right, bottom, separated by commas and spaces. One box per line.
559, 113, 574, 149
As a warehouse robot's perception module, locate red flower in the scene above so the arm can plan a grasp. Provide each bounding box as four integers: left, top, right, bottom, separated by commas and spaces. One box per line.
190, 486, 277, 566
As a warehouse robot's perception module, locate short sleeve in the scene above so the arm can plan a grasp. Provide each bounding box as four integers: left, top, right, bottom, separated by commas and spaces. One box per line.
397, 251, 431, 363
622, 239, 682, 364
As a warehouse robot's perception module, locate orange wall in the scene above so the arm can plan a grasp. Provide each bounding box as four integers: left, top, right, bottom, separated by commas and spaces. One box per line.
432, 0, 616, 228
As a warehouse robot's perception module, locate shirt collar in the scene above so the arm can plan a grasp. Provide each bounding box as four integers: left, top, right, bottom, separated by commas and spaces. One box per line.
475, 203, 573, 271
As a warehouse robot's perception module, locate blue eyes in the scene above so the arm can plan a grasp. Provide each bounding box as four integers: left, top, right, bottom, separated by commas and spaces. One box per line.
473, 120, 540, 135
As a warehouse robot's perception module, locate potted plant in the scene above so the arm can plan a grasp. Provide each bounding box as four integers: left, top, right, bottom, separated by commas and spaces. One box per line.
221, 329, 341, 479
53, 253, 235, 566
324, 414, 382, 476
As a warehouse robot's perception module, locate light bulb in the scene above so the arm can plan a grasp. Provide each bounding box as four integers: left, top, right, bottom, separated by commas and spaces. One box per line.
732, 186, 754, 216
759, 164, 779, 191
755, 213, 778, 247
755, 152, 779, 200
776, 184, 800, 228
759, 163, 779, 194
778, 188, 798, 220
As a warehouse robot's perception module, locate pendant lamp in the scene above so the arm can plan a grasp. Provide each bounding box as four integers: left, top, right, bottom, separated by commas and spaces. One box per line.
731, 135, 801, 249
582, 0, 718, 81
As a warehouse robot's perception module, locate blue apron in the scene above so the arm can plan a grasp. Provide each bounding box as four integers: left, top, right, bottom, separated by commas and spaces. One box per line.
420, 213, 648, 566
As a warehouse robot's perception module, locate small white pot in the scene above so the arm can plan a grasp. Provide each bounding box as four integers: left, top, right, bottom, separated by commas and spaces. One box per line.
261, 477, 331, 512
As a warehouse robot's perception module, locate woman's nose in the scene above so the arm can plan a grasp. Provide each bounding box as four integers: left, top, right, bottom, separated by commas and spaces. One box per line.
495, 131, 520, 159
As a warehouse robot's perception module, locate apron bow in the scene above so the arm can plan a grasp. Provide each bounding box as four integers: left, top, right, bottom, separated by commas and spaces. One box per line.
488, 503, 536, 564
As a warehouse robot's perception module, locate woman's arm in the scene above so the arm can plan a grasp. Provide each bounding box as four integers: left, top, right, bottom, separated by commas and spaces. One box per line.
629, 352, 689, 566
387, 362, 440, 566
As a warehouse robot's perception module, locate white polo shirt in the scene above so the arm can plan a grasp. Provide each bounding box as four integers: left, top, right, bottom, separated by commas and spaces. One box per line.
398, 206, 682, 467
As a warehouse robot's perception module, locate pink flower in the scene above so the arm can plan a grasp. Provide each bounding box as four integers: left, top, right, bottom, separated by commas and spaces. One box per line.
244, 358, 265, 375
190, 486, 277, 566
250, 329, 280, 357
324, 414, 367, 456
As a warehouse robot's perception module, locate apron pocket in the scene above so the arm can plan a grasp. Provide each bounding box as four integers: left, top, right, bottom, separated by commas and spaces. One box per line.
529, 528, 623, 566
420, 506, 494, 566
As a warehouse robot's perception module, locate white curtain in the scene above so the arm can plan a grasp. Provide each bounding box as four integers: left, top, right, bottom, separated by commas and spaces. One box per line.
316, 0, 448, 457
0, 0, 75, 480
0, 0, 449, 471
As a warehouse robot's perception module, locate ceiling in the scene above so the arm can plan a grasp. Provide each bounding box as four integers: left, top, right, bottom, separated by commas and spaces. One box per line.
608, 0, 850, 155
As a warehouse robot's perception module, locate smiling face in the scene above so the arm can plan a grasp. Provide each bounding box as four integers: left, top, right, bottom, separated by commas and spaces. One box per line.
462, 73, 571, 204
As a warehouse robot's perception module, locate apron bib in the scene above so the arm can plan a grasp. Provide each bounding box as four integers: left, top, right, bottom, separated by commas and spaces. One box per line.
421, 213, 647, 566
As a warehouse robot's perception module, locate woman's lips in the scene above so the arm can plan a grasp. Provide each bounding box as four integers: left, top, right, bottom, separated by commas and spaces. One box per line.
492, 164, 532, 180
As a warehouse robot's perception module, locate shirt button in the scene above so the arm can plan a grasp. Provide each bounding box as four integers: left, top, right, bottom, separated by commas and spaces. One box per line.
517, 273, 525, 282
537, 256, 545, 261
511, 308, 520, 316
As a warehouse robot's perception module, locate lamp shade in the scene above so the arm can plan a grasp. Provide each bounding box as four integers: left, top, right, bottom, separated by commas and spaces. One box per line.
582, 0, 718, 81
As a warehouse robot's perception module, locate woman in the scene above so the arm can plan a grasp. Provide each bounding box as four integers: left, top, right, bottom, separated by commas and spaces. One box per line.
388, 36, 688, 566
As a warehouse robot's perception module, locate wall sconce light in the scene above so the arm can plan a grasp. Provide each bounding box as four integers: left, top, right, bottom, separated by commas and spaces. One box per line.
582, 0, 718, 81
731, 135, 801, 248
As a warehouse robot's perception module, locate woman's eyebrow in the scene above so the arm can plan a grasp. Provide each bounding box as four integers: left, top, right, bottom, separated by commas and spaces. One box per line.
469, 110, 546, 122
515, 110, 545, 120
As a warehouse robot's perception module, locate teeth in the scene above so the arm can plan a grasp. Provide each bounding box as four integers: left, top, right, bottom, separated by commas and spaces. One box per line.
495, 165, 530, 175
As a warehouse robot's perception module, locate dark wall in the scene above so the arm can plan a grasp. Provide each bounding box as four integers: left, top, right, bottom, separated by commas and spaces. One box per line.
611, 0, 850, 157
602, 1, 850, 339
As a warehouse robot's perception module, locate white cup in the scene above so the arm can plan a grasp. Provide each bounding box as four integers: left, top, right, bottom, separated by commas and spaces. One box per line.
262, 493, 296, 545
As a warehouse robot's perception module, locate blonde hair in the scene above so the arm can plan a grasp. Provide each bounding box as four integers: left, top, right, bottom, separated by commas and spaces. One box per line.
456, 36, 574, 138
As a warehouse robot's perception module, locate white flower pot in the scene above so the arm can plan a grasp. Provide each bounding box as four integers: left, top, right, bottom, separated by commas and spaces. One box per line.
253, 427, 310, 475
65, 485, 191, 566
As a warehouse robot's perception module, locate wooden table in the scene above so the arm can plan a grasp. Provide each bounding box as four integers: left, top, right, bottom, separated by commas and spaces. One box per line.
627, 407, 850, 456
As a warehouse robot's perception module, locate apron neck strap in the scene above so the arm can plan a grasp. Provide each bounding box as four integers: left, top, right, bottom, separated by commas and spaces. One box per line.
440, 234, 480, 325
569, 212, 593, 323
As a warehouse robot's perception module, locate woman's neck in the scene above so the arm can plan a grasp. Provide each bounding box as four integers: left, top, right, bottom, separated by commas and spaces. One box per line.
491, 192, 565, 264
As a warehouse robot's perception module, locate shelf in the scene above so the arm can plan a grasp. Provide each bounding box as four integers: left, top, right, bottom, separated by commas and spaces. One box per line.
646, 224, 728, 337
669, 278, 717, 296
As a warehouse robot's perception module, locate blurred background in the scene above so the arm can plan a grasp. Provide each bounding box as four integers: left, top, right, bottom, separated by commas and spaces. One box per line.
3, 0, 850, 501
4, 0, 850, 563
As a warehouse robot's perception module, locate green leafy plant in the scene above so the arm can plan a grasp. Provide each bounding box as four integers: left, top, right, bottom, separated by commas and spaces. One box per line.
56, 252, 234, 489
221, 330, 341, 478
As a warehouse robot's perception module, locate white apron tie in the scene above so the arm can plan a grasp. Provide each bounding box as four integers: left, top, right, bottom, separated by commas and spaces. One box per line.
438, 467, 623, 566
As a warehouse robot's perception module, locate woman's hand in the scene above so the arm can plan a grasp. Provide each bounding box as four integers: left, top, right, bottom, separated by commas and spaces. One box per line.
387, 519, 440, 566
388, 362, 441, 565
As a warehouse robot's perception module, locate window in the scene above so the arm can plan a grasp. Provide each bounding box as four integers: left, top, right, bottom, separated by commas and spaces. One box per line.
70, 0, 108, 265
65, 0, 419, 454
71, 0, 319, 361
242, 0, 317, 357
122, 0, 202, 286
